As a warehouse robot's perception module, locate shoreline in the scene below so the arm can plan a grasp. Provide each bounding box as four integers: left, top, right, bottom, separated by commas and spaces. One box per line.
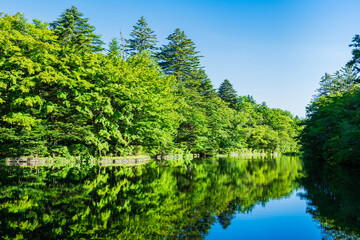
2, 151, 297, 167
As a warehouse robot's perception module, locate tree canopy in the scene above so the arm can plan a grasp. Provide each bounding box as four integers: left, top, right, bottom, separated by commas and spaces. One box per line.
301, 65, 360, 164
0, 9, 300, 157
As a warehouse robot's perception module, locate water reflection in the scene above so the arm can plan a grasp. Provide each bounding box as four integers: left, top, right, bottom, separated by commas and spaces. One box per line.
0, 156, 303, 239
299, 160, 360, 240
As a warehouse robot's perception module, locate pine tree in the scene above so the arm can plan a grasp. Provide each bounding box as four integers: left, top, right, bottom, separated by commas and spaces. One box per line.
347, 34, 360, 72
12, 13, 29, 34
126, 16, 157, 56
157, 28, 203, 87
50, 6, 104, 52
218, 79, 238, 108
314, 67, 358, 101
198, 69, 216, 97
108, 37, 121, 58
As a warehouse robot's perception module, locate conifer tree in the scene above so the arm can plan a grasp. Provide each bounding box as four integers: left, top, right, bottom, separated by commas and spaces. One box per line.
314, 67, 358, 100
347, 34, 360, 72
126, 16, 158, 56
108, 37, 121, 58
12, 13, 28, 34
218, 79, 238, 108
157, 28, 203, 87
50, 6, 104, 52
198, 69, 216, 97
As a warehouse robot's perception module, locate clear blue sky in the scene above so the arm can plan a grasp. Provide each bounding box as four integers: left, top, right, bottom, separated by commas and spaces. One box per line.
2, 0, 360, 117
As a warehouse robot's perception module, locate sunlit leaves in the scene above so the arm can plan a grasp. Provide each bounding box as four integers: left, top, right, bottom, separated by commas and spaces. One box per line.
0, 10, 300, 157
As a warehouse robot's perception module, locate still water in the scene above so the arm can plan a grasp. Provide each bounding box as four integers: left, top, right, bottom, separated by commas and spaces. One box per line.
0, 156, 359, 239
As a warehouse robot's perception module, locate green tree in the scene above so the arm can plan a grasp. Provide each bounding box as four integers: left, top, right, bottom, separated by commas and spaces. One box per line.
108, 37, 121, 58
126, 16, 158, 56
347, 34, 360, 72
199, 72, 216, 97
218, 79, 238, 108
0, 12, 179, 157
236, 96, 300, 153
301, 67, 360, 164
157, 28, 217, 152
315, 67, 358, 100
0, 13, 62, 156
0, 10, 301, 157
50, 6, 104, 52
157, 28, 203, 88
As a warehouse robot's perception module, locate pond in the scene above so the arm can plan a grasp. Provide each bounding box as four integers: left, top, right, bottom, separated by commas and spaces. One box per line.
0, 156, 359, 239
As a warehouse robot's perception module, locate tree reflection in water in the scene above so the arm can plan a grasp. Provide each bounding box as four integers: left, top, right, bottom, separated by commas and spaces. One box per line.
299, 160, 360, 240
0, 156, 303, 239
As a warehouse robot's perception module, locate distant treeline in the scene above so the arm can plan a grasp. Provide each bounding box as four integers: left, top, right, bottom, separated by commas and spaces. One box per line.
0, 7, 300, 157
301, 35, 360, 164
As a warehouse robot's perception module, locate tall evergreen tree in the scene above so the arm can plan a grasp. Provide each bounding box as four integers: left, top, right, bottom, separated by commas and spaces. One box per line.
347, 34, 360, 72
126, 16, 157, 56
157, 28, 203, 87
314, 67, 358, 101
218, 79, 238, 108
108, 37, 121, 58
50, 6, 104, 52
11, 13, 28, 34
199, 69, 216, 97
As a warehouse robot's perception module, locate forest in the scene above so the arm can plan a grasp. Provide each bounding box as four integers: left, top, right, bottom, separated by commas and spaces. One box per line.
300, 34, 360, 165
1, 4, 360, 239
0, 7, 301, 158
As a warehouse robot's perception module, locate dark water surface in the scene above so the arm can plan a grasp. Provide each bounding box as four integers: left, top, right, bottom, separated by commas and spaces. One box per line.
0, 156, 359, 239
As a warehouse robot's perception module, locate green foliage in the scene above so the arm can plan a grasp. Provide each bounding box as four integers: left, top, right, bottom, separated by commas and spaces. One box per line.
107, 37, 121, 58
199, 71, 216, 97
301, 34, 360, 164
218, 79, 238, 108
156, 28, 299, 154
301, 66, 360, 164
0, 13, 178, 157
347, 34, 360, 72
314, 67, 358, 100
50, 6, 104, 53
126, 16, 158, 56
157, 28, 240, 153
157, 28, 202, 87
0, 10, 300, 157
237, 96, 301, 153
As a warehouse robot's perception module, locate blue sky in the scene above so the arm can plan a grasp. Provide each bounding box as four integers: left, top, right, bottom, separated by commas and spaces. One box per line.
2, 0, 360, 117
